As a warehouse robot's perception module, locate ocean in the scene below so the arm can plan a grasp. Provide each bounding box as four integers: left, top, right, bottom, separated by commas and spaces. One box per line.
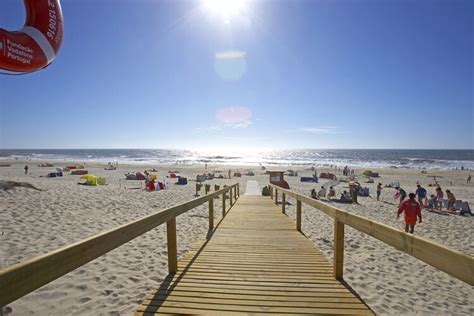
0, 149, 473, 170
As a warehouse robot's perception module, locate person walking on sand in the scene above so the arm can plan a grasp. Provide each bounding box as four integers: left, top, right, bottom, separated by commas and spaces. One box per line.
376, 183, 382, 201
397, 193, 422, 234
395, 187, 407, 206
468, 174, 471, 184
24, 164, 29, 175
415, 184, 427, 207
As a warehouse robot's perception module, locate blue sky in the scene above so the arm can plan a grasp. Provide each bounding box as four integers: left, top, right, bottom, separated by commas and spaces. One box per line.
1, 0, 472, 150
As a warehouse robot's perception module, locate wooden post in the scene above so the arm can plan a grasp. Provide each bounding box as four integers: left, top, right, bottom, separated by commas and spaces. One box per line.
230, 187, 233, 206
208, 198, 214, 229
296, 199, 302, 232
222, 192, 226, 217
270, 186, 273, 199
282, 193, 286, 214
274, 189, 278, 205
333, 220, 344, 280
238, 184, 240, 197
167, 217, 178, 273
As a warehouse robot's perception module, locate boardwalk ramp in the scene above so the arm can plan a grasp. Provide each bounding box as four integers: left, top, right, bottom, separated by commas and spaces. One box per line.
136, 196, 374, 315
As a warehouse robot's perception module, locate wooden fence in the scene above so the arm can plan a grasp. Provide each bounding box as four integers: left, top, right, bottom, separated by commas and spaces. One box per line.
269, 183, 473, 285
0, 183, 240, 307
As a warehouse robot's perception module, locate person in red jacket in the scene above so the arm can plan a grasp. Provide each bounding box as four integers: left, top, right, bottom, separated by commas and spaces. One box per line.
397, 193, 422, 234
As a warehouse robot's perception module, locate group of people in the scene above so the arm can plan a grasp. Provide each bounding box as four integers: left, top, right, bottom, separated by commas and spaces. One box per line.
342, 166, 355, 176
394, 184, 459, 213
311, 186, 336, 199
310, 183, 361, 204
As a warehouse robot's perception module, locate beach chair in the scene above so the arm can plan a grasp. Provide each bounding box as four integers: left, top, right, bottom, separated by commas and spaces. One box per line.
454, 200, 463, 211
459, 202, 472, 215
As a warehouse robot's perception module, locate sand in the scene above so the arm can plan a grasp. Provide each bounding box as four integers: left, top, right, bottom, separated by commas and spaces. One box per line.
1, 161, 473, 315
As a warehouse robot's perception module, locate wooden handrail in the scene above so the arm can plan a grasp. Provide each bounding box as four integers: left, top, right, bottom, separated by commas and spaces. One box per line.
268, 183, 474, 285
0, 183, 240, 307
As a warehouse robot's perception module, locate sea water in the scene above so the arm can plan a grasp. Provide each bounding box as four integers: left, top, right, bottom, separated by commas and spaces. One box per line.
0, 149, 473, 170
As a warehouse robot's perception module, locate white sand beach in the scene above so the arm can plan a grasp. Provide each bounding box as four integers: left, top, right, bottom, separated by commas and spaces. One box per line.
1, 161, 473, 315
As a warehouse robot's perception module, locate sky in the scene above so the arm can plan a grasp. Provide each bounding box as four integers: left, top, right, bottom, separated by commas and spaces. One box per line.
0, 0, 473, 150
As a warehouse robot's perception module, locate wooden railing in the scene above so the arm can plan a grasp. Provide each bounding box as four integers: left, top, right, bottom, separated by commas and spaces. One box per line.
0, 183, 240, 307
269, 183, 474, 285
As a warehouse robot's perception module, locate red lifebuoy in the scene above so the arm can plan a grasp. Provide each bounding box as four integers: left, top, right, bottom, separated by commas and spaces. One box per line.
0, 0, 64, 72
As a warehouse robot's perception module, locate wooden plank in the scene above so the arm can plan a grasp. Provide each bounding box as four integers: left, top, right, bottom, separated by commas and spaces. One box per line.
282, 193, 286, 213
269, 184, 474, 285
138, 196, 374, 315
296, 199, 302, 232
208, 198, 214, 229
333, 220, 344, 280
146, 291, 362, 303
0, 184, 239, 307
137, 301, 374, 315
150, 286, 358, 298
222, 191, 226, 217
166, 218, 177, 274
143, 296, 368, 309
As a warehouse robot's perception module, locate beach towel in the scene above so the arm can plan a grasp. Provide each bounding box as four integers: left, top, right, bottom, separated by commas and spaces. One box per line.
177, 177, 188, 185
300, 177, 317, 183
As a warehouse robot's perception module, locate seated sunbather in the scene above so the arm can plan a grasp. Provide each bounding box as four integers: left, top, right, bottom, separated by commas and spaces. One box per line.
340, 191, 350, 203
318, 186, 326, 198
328, 186, 336, 197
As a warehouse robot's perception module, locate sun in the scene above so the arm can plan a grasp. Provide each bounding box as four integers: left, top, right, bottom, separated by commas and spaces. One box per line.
203, 0, 248, 17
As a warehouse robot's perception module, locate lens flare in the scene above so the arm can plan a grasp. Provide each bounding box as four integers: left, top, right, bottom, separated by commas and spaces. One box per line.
203, 0, 248, 17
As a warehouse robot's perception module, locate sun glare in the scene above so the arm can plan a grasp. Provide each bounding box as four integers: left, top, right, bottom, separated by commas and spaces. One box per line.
203, 0, 248, 17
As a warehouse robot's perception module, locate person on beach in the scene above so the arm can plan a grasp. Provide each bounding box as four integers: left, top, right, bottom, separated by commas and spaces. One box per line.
318, 186, 326, 198
397, 193, 422, 234
24, 164, 28, 175
428, 194, 436, 210
349, 184, 358, 204
468, 175, 471, 184
311, 188, 318, 199
376, 183, 382, 201
435, 187, 444, 211
415, 184, 427, 207
328, 186, 336, 197
395, 187, 407, 206
446, 190, 456, 212
340, 191, 350, 203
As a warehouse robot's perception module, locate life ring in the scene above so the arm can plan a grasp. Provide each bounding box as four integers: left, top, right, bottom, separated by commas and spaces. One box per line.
0, 0, 64, 73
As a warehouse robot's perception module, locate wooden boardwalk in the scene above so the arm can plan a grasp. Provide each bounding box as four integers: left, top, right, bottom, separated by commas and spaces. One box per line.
136, 196, 374, 315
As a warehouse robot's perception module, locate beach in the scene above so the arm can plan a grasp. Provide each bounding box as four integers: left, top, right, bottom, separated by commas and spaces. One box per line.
1, 161, 473, 315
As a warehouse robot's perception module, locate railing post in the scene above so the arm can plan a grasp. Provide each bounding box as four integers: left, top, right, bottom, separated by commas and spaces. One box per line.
209, 198, 214, 229
270, 186, 273, 199
230, 187, 233, 206
333, 219, 344, 280
222, 191, 226, 217
167, 217, 178, 274
296, 199, 302, 232
275, 189, 278, 205
282, 193, 286, 214
237, 184, 240, 197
